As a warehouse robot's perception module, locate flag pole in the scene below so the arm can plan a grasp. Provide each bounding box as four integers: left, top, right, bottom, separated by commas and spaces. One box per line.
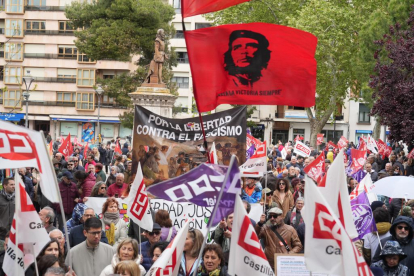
263, 171, 268, 213
14, 169, 20, 276
376, 231, 383, 250
192, 155, 237, 276
33, 244, 40, 276
40, 130, 72, 267
139, 225, 142, 256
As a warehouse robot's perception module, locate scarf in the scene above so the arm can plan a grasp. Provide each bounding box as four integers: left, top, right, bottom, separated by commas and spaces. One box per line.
376, 222, 391, 235
244, 185, 255, 196
103, 211, 120, 246
0, 189, 15, 201
197, 265, 221, 276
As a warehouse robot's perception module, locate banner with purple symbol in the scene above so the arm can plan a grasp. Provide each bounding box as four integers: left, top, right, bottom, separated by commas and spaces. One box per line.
351, 191, 377, 240
147, 162, 241, 225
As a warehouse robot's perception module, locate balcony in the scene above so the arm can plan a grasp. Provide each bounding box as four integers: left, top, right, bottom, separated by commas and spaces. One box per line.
25, 5, 65, 11
25, 30, 74, 36
29, 77, 76, 83
24, 53, 77, 59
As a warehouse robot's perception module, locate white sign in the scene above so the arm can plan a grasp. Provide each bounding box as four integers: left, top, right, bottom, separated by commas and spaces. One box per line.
276, 255, 329, 276
294, 141, 311, 157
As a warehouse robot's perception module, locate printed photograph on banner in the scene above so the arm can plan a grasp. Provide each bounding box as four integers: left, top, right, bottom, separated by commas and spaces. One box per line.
81, 122, 95, 142
132, 106, 246, 186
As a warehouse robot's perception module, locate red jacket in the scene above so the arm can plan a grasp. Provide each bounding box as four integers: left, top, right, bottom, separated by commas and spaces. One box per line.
57, 180, 79, 215
80, 173, 96, 199
107, 183, 128, 197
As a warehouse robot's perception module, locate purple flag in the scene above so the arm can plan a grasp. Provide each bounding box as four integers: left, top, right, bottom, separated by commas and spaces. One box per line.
351, 191, 377, 240
246, 144, 255, 160
147, 162, 241, 225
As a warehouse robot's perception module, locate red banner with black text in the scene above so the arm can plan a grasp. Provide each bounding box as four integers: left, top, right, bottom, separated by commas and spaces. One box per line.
181, 0, 251, 18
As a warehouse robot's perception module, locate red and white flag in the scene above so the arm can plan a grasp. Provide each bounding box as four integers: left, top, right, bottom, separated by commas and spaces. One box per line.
127, 163, 153, 231
83, 142, 89, 158
383, 146, 392, 158
358, 137, 367, 152
209, 142, 218, 164
376, 139, 387, 156
148, 221, 190, 276
49, 140, 53, 156
318, 150, 358, 239
239, 141, 267, 177
58, 133, 73, 159
350, 174, 377, 203
337, 136, 349, 150
294, 141, 311, 157
408, 148, 414, 159
304, 176, 372, 276
317, 133, 324, 145
228, 196, 274, 276
181, 0, 250, 18
0, 122, 60, 202
349, 149, 367, 175
367, 135, 378, 154
115, 140, 122, 154
3, 178, 50, 275
304, 152, 325, 184
325, 141, 338, 151
185, 22, 317, 112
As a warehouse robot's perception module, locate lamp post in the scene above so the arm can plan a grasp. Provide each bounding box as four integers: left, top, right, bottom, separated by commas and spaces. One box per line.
95, 85, 104, 144
22, 76, 34, 128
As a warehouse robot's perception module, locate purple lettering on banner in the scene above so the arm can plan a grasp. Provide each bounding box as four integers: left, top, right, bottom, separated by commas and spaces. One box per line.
350, 191, 377, 240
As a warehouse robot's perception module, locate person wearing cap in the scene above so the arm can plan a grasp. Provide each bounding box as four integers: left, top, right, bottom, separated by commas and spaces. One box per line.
140, 223, 162, 271
241, 176, 262, 203
371, 240, 410, 276
55, 171, 79, 231
255, 207, 302, 269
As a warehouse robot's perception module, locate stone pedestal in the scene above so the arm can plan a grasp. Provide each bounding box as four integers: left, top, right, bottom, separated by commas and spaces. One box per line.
129, 86, 177, 118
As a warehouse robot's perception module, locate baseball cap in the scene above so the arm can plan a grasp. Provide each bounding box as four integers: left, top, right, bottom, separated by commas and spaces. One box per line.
62, 171, 73, 180
268, 207, 283, 215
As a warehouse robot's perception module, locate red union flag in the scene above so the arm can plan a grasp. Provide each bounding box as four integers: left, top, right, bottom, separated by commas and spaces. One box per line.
185, 23, 317, 112
337, 136, 348, 150
0, 122, 60, 202
377, 139, 386, 155
350, 149, 367, 175
58, 133, 73, 159
182, 0, 251, 18
304, 176, 373, 276
317, 133, 324, 145
127, 163, 153, 231
83, 142, 89, 158
304, 152, 325, 183
240, 141, 266, 177
115, 140, 122, 154
358, 137, 367, 152
294, 141, 311, 157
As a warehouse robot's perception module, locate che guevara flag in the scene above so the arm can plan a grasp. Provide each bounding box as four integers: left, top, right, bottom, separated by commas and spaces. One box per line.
185, 23, 317, 112
181, 0, 251, 18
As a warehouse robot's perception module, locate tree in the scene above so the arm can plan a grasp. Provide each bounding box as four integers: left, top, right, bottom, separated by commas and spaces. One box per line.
65, 0, 177, 127
369, 8, 414, 146
207, 0, 382, 147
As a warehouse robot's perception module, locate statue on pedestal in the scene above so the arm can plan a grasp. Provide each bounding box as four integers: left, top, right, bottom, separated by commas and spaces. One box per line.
144, 29, 168, 87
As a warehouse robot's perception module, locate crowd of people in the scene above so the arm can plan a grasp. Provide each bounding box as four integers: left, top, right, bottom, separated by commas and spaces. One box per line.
0, 137, 413, 275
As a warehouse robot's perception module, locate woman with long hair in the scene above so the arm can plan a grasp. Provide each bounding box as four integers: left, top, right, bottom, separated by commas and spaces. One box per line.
37, 255, 62, 276
259, 188, 278, 215
178, 229, 204, 276
272, 178, 294, 218
90, 181, 107, 197
100, 238, 145, 276
101, 197, 128, 248
155, 209, 177, 242
25, 239, 67, 275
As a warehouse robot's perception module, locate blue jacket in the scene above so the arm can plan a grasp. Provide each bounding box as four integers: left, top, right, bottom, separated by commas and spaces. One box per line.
68, 224, 108, 248
140, 241, 152, 271
241, 185, 262, 203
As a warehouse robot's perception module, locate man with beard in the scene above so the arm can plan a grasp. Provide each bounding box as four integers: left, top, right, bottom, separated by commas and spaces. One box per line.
224, 30, 271, 88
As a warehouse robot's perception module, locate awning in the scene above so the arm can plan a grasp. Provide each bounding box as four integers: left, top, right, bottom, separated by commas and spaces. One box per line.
0, 113, 24, 122
355, 130, 373, 134
50, 115, 121, 123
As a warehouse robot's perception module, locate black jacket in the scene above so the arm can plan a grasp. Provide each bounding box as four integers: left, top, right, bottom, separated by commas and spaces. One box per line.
98, 146, 108, 164
68, 224, 108, 248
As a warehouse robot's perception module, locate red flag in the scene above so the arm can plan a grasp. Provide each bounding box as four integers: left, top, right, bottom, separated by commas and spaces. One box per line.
358, 137, 367, 152
58, 133, 73, 159
337, 136, 348, 150
185, 23, 317, 112
408, 148, 414, 159
317, 133, 324, 145
304, 152, 325, 184
182, 0, 250, 18
115, 141, 122, 154
350, 149, 367, 175
83, 142, 89, 158
49, 140, 53, 156
294, 135, 300, 142
377, 139, 386, 155
384, 146, 392, 158
325, 141, 337, 151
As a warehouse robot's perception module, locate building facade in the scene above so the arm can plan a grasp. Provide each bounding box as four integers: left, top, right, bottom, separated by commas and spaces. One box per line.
0, 0, 136, 142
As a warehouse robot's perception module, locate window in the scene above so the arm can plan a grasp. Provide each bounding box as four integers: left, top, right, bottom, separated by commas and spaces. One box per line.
321, 130, 343, 144
5, 19, 23, 37
59, 21, 74, 33
6, 0, 23, 13
174, 30, 184, 39
359, 103, 370, 123
292, 129, 305, 140
172, 76, 189, 88
177, 52, 188, 63
76, 92, 94, 110
77, 53, 95, 63
26, 21, 46, 34
195, 23, 212, 29
103, 75, 114, 79
57, 68, 76, 81
3, 89, 21, 108
27, 0, 46, 6
102, 95, 115, 104
172, 0, 180, 13
58, 46, 77, 59
287, 106, 305, 110
5, 43, 23, 61
57, 92, 75, 102
4, 66, 22, 84
76, 69, 95, 87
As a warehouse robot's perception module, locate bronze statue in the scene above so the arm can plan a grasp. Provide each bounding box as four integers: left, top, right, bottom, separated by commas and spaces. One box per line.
144, 29, 168, 86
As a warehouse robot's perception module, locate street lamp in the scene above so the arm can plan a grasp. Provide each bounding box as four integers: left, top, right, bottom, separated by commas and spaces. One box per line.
95, 85, 104, 144
22, 75, 34, 128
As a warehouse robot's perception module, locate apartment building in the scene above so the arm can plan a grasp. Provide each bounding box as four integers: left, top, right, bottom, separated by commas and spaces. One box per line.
0, 0, 137, 142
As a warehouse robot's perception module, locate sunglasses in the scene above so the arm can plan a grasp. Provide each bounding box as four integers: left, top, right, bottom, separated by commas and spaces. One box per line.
279, 183, 286, 186
68, 164, 74, 166
266, 192, 272, 197
268, 214, 279, 219
148, 231, 161, 236
73, 160, 79, 162
100, 187, 106, 190
397, 225, 409, 231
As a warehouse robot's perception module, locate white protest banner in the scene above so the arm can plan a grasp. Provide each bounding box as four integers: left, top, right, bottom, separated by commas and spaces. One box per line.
240, 141, 267, 177
293, 141, 311, 157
